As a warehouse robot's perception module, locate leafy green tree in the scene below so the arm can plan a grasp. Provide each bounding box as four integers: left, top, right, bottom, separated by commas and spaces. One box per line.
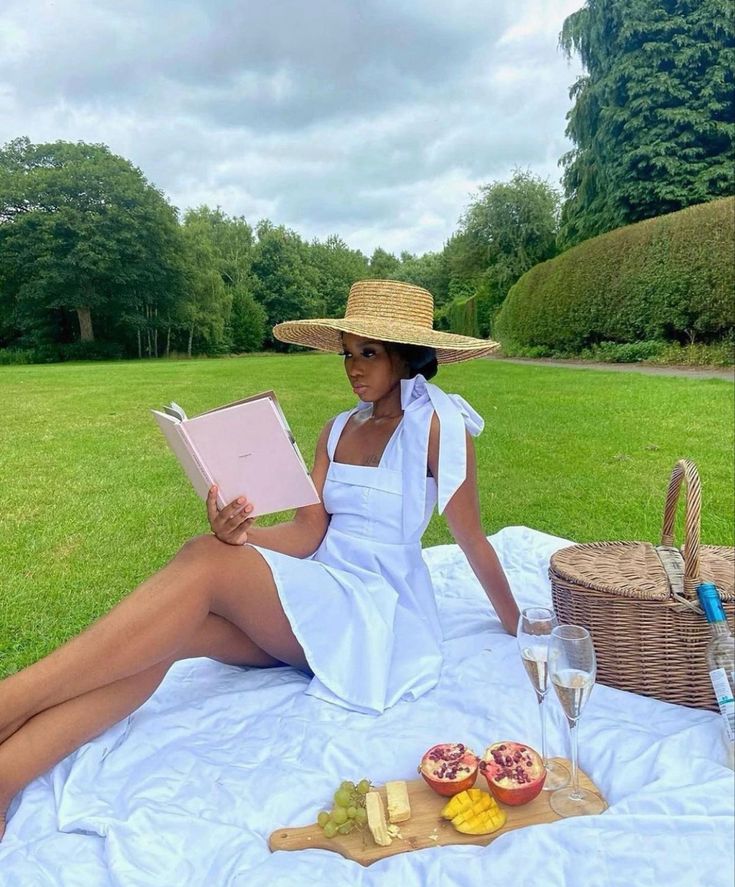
391, 251, 451, 305
460, 170, 561, 312
179, 216, 232, 356
182, 206, 254, 289
251, 221, 322, 346
307, 235, 368, 316
230, 285, 267, 352
560, 0, 735, 245
441, 230, 487, 302
181, 206, 261, 355
0, 137, 186, 351
367, 247, 401, 279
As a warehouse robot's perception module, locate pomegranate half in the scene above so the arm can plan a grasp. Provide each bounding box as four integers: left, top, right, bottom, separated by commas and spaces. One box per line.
480, 741, 546, 806
418, 743, 479, 797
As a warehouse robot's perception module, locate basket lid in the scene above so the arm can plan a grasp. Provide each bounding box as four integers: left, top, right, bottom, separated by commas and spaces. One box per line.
550, 542, 670, 600
550, 541, 735, 602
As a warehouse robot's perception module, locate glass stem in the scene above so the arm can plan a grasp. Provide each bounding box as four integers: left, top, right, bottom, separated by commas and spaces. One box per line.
538, 693, 548, 765
569, 719, 580, 799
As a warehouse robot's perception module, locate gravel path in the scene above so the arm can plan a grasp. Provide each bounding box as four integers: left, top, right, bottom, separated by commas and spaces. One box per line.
488, 356, 734, 381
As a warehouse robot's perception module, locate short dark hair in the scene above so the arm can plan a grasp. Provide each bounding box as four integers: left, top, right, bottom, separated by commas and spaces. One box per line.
386, 342, 438, 380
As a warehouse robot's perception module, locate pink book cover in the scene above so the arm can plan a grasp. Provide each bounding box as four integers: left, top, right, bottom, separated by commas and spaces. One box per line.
151, 394, 320, 517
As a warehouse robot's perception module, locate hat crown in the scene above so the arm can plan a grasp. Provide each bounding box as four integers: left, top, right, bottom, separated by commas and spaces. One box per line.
344, 280, 434, 330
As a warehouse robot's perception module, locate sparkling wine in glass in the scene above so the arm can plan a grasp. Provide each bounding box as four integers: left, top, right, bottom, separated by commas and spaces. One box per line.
518, 608, 569, 791
548, 624, 606, 817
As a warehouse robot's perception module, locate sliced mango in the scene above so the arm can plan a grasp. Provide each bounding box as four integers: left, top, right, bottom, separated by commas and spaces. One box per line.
441, 787, 507, 835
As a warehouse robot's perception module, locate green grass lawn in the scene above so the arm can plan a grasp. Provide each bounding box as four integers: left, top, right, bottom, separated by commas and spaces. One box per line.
1, 354, 733, 675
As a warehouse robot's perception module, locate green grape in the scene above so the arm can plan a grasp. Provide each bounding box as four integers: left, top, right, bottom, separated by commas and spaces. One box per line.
346, 806, 357, 819
340, 780, 356, 792
323, 820, 338, 838
334, 788, 352, 807
337, 822, 354, 835
355, 807, 367, 824
332, 807, 348, 825
317, 811, 330, 828
357, 779, 371, 794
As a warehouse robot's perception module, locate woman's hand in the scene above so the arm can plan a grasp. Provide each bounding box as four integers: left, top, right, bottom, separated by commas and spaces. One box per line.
206, 485, 255, 545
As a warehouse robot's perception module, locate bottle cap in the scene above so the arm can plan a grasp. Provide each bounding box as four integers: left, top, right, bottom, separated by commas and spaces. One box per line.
697, 582, 726, 623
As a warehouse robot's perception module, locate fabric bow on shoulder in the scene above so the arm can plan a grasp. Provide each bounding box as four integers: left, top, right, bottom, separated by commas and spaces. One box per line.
399, 374, 484, 537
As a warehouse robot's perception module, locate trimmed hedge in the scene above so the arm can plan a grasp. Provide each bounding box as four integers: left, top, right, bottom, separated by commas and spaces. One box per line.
445, 294, 480, 338
439, 282, 496, 339
494, 197, 735, 350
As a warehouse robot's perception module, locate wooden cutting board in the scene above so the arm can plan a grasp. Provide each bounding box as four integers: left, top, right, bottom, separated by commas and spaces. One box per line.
269, 758, 606, 866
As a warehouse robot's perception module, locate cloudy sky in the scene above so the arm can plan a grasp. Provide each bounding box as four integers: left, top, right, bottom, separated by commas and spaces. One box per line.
0, 0, 585, 256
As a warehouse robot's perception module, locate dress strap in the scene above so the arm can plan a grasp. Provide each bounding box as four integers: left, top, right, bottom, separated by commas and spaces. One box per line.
327, 408, 358, 461
398, 375, 484, 537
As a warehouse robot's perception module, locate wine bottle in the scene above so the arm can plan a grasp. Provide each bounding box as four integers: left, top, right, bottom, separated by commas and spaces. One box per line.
697, 582, 735, 768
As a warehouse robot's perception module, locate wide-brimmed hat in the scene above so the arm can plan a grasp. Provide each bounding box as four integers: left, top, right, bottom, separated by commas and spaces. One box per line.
272, 279, 499, 363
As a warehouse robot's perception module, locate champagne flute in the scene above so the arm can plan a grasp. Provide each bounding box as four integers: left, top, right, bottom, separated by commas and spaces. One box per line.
548, 624, 606, 816
518, 608, 570, 790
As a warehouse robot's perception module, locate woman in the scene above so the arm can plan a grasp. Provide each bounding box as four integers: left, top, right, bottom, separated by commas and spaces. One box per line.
0, 279, 519, 839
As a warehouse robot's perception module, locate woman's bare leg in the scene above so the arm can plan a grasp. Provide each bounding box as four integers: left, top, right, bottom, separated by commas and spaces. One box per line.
0, 662, 171, 841
0, 606, 280, 746
0, 608, 289, 840
0, 535, 306, 739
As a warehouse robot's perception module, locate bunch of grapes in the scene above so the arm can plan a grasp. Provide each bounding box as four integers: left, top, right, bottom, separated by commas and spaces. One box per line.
317, 778, 372, 838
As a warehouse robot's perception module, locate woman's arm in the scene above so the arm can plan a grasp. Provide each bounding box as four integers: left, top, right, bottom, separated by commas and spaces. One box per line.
207, 420, 333, 557
427, 415, 520, 636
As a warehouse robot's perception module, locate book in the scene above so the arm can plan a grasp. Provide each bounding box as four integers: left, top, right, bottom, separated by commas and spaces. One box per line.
151, 390, 320, 517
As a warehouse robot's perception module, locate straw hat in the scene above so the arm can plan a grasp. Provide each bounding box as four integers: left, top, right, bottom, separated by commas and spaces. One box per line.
272, 279, 499, 364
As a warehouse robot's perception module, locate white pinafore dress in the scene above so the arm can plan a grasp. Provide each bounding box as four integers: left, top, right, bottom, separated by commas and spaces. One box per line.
250, 375, 484, 714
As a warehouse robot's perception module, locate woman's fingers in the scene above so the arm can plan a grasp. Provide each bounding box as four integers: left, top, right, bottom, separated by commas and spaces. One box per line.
206, 486, 219, 524
224, 499, 253, 522
207, 488, 254, 543
210, 490, 253, 521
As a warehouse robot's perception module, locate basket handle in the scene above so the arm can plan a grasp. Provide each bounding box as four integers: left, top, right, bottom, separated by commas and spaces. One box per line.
660, 459, 701, 599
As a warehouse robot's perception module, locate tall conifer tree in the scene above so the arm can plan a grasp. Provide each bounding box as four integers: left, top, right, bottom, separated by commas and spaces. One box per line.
559, 0, 735, 245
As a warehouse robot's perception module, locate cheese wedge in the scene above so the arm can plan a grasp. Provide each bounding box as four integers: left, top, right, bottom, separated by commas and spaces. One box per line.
385, 780, 411, 823
365, 791, 392, 846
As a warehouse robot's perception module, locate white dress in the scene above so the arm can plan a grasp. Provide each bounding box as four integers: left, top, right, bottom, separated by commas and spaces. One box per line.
250, 374, 484, 714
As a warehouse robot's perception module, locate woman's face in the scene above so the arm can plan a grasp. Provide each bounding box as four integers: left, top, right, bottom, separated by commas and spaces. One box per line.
341, 334, 408, 403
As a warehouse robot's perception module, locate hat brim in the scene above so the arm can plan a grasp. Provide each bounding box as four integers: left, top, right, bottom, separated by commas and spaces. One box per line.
272, 318, 500, 364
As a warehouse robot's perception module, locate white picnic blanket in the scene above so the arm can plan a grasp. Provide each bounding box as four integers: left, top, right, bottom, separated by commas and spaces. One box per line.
1, 526, 732, 887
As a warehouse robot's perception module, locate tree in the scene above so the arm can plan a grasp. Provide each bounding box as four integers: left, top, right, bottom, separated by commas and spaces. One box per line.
179, 216, 232, 356
0, 137, 186, 351
367, 247, 401, 279
230, 285, 267, 352
559, 0, 735, 245
307, 235, 368, 316
441, 230, 488, 303
182, 206, 254, 290
390, 251, 451, 305
460, 170, 561, 311
251, 222, 322, 346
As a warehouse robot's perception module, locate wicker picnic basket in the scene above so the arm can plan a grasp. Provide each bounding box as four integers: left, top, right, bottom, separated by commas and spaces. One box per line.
549, 459, 735, 710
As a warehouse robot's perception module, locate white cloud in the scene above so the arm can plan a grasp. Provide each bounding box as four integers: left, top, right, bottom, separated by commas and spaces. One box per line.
498, 0, 583, 44
0, 0, 585, 254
